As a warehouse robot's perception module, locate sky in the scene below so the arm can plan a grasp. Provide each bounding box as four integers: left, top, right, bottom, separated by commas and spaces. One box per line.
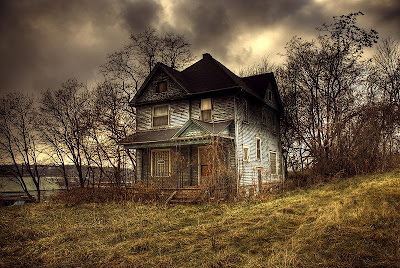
0, 0, 399, 95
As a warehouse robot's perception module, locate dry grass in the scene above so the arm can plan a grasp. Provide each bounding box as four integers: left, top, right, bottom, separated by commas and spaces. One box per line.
1, 171, 400, 267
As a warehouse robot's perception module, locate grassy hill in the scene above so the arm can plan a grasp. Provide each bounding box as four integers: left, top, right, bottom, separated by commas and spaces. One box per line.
1, 171, 400, 267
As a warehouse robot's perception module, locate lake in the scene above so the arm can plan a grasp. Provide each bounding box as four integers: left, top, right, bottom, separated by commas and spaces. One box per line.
0, 177, 65, 201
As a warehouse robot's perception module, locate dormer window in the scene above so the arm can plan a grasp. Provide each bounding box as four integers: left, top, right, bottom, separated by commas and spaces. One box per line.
268, 89, 272, 101
201, 98, 212, 122
156, 81, 167, 93
152, 105, 169, 127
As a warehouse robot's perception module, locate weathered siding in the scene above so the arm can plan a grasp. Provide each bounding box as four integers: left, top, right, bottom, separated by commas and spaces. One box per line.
190, 95, 234, 122
136, 69, 187, 104
235, 94, 283, 191
136, 99, 189, 131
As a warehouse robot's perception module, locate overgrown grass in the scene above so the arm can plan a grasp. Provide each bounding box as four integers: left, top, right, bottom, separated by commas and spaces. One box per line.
1, 171, 400, 267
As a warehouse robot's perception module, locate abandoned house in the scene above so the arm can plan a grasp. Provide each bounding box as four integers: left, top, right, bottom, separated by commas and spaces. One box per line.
120, 53, 284, 192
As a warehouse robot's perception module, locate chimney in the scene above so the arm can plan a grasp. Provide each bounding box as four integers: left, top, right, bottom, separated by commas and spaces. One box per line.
202, 53, 212, 59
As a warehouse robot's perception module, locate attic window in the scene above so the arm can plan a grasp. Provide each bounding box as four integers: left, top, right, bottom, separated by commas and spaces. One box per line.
201, 98, 212, 122
268, 89, 272, 101
156, 81, 167, 93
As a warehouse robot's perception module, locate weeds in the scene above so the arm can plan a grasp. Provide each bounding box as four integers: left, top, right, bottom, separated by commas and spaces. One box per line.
1, 171, 400, 267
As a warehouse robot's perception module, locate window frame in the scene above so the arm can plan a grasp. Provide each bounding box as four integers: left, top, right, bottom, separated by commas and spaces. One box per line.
268, 89, 272, 101
150, 149, 171, 177
152, 104, 169, 128
243, 146, 250, 162
269, 151, 277, 175
256, 137, 261, 161
200, 98, 212, 122
156, 81, 167, 93
243, 99, 248, 123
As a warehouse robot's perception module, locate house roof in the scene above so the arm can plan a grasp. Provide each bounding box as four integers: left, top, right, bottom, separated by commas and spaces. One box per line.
131, 53, 282, 114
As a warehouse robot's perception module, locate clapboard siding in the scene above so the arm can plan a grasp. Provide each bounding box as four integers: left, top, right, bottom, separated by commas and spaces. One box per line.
136, 100, 189, 131
235, 95, 282, 190
190, 96, 234, 122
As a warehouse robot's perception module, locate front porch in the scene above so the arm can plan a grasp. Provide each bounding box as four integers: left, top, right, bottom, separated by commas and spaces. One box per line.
120, 119, 236, 189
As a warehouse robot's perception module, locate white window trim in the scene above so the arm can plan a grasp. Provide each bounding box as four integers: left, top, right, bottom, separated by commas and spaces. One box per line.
256, 137, 262, 161
151, 104, 170, 128
269, 151, 277, 175
243, 146, 250, 162
200, 98, 213, 122
150, 149, 171, 177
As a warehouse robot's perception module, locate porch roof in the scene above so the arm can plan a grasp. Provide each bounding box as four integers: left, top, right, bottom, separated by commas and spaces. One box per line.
120, 120, 234, 149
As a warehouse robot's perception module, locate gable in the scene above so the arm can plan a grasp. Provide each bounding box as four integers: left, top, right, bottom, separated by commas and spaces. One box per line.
135, 68, 188, 104
178, 123, 208, 137
263, 81, 278, 110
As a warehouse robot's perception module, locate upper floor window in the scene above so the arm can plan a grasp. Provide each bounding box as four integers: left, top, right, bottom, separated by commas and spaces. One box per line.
256, 138, 261, 161
156, 81, 167, 93
243, 147, 250, 162
262, 108, 267, 125
268, 89, 272, 101
243, 100, 248, 122
152, 105, 169, 127
272, 115, 277, 133
201, 98, 212, 122
270, 151, 277, 175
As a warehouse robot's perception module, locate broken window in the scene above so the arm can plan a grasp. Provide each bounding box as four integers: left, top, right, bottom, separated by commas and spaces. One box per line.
151, 149, 170, 177
201, 98, 212, 122
152, 105, 169, 127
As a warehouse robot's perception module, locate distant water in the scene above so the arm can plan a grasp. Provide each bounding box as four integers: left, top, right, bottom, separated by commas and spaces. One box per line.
0, 177, 65, 201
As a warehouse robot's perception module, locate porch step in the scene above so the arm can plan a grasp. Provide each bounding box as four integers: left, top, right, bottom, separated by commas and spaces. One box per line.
166, 188, 202, 204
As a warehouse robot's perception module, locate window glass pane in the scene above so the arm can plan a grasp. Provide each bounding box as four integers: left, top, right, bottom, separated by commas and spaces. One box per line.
201, 98, 212, 110
201, 110, 212, 122
153, 116, 168, 127
157, 82, 167, 93
270, 152, 277, 175
154, 105, 168, 116
256, 139, 261, 160
243, 148, 249, 161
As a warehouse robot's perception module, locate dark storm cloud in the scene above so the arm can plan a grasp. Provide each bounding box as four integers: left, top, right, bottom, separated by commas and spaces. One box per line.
1, 0, 399, 94
0, 0, 161, 93
171, 0, 329, 63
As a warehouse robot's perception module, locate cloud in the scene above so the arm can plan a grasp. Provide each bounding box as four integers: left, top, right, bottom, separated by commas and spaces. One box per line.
0, 0, 161, 94
0, 0, 399, 94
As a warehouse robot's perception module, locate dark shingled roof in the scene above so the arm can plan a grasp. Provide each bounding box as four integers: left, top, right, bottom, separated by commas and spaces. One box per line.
119, 128, 180, 145
131, 53, 282, 114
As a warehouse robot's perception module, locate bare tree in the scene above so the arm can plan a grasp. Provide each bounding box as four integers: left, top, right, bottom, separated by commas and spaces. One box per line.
279, 12, 378, 176
0, 93, 43, 201
40, 79, 91, 187
239, 56, 277, 77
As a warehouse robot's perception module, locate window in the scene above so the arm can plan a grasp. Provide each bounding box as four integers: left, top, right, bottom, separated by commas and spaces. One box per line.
201, 98, 212, 122
270, 152, 277, 175
152, 105, 169, 127
268, 89, 272, 101
272, 115, 277, 133
156, 81, 167, 93
243, 147, 249, 162
243, 100, 248, 122
262, 108, 267, 125
256, 138, 261, 160
151, 149, 170, 177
